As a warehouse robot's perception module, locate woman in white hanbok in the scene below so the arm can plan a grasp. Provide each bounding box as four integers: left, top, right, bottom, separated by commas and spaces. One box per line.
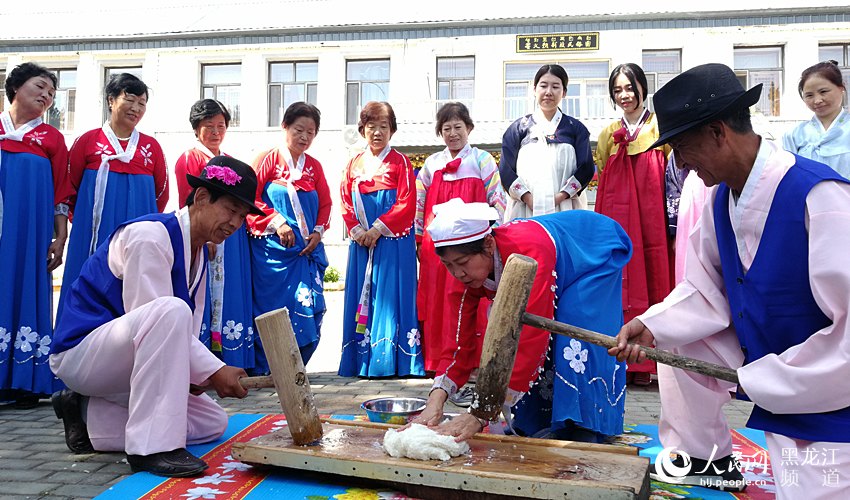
500, 64, 595, 221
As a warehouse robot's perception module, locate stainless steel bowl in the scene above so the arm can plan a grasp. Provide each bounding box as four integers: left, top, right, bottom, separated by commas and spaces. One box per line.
360, 397, 427, 425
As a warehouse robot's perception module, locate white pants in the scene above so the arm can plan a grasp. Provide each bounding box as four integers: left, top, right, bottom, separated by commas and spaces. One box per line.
50, 297, 228, 456
657, 330, 850, 497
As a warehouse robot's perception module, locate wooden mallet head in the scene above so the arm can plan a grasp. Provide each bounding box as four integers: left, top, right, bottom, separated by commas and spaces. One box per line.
255, 307, 324, 445
470, 254, 538, 422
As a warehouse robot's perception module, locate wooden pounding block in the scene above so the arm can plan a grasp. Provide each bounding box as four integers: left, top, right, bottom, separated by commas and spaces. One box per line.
231, 419, 650, 499
471, 254, 538, 421
254, 307, 323, 445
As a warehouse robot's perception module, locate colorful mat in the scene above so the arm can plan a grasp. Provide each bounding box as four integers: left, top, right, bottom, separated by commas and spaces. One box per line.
95, 415, 776, 499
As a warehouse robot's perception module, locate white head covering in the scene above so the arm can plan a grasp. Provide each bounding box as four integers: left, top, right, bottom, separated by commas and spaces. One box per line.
427, 198, 499, 247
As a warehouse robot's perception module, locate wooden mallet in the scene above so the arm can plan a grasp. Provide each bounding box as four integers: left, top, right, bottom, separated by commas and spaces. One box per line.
201, 307, 323, 445
470, 254, 739, 423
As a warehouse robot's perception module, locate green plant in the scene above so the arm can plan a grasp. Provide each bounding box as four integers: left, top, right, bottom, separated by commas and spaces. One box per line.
324, 266, 341, 283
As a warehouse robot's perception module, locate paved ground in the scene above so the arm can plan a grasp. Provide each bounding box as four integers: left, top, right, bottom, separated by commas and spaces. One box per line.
0, 288, 755, 499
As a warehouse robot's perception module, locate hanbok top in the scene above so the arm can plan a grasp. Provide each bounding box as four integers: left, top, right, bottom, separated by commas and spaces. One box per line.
641, 139, 850, 433
783, 108, 850, 179
500, 108, 595, 219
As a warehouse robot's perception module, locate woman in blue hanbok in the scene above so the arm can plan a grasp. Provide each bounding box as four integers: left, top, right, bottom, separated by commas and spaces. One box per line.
783, 60, 850, 178
59, 73, 168, 316
0, 63, 71, 407
416, 199, 630, 443
247, 102, 331, 369
175, 99, 255, 369
339, 102, 424, 378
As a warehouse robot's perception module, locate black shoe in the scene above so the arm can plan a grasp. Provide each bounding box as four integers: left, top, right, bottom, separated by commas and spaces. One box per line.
650, 453, 746, 492
51, 390, 95, 454
127, 448, 209, 477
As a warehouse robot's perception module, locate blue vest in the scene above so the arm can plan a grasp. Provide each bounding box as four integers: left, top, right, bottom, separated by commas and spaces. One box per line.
714, 156, 850, 442
53, 213, 204, 354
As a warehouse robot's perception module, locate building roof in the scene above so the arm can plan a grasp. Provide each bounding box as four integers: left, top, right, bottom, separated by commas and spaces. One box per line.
3, 1, 849, 42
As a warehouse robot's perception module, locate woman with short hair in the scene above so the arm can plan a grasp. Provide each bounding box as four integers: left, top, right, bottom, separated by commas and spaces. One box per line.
174, 99, 256, 369
0, 62, 71, 407
60, 73, 167, 315
247, 102, 331, 368
415, 102, 505, 379
339, 101, 424, 378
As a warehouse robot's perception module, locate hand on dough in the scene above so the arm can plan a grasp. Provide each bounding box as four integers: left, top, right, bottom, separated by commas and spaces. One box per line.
436, 413, 483, 442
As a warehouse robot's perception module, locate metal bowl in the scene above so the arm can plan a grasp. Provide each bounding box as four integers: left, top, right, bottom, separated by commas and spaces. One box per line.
360, 397, 427, 425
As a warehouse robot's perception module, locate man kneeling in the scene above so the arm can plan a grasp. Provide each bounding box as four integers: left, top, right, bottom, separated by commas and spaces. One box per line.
50, 156, 263, 477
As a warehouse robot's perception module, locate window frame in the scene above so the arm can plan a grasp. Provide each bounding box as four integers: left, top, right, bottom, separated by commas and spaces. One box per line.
502, 60, 611, 121
641, 49, 682, 96
733, 45, 784, 117
345, 58, 390, 126
267, 60, 319, 127
436, 56, 475, 110
201, 63, 242, 127
44, 67, 77, 131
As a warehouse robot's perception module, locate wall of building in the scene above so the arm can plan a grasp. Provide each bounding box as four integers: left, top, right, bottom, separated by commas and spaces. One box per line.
2, 18, 848, 243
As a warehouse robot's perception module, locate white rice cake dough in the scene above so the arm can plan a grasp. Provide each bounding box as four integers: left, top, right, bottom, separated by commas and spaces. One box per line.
383, 423, 470, 461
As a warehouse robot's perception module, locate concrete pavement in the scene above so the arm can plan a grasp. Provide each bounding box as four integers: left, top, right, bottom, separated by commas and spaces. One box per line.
0, 288, 754, 499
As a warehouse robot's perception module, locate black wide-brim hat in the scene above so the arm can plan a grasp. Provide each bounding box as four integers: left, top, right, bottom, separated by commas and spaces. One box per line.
186, 155, 263, 215
648, 63, 763, 150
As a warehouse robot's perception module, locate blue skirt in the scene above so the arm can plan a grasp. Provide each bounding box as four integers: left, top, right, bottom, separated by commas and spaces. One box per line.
59, 169, 157, 318
197, 226, 255, 369
511, 211, 630, 438
338, 190, 424, 378
0, 151, 62, 395
250, 184, 328, 373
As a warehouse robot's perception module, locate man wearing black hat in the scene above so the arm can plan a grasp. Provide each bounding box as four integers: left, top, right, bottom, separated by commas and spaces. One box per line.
610, 63, 850, 496
49, 156, 264, 477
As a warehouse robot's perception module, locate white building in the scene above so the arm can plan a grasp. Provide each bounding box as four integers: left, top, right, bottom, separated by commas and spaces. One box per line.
2, 1, 849, 242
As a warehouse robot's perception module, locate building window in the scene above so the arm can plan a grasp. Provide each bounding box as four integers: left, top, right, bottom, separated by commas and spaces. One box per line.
202, 64, 241, 127
268, 61, 318, 127
504, 61, 610, 121
437, 56, 474, 109
819, 44, 850, 106
734, 46, 783, 117
642, 50, 681, 94
0, 71, 6, 114
103, 66, 143, 122
345, 59, 390, 125
45, 68, 77, 130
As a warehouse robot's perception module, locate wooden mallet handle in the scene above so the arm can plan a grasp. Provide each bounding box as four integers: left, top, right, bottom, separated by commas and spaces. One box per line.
522, 313, 739, 384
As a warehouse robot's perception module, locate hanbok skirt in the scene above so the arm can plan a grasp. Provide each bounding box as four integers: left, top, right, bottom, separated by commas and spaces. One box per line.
511, 213, 627, 438
59, 169, 158, 318
339, 190, 424, 378
418, 173, 488, 372
197, 226, 255, 369
250, 185, 327, 373
0, 151, 62, 396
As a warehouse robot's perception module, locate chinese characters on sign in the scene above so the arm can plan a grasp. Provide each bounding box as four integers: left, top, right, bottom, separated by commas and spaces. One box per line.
516, 33, 600, 53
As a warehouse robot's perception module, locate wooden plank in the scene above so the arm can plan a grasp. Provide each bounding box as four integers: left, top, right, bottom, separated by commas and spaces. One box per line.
232, 421, 649, 500
321, 418, 637, 456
